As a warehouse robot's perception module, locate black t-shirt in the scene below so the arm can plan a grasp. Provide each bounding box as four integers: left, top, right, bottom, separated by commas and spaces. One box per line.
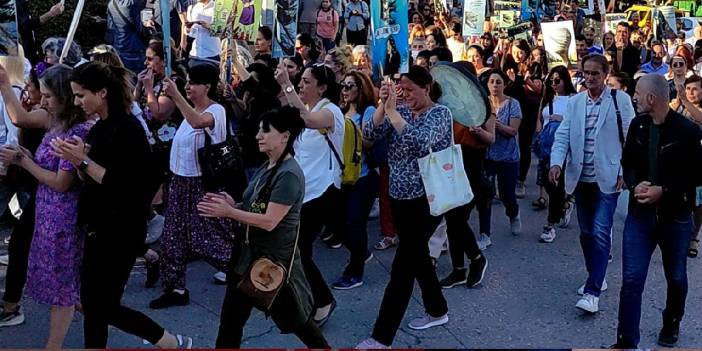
78, 113, 156, 244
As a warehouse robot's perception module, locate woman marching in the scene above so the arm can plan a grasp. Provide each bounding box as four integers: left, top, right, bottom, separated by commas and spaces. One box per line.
198, 106, 329, 348
51, 61, 190, 348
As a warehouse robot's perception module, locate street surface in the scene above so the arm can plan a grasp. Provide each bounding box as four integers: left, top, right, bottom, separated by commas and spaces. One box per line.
1, 167, 701, 348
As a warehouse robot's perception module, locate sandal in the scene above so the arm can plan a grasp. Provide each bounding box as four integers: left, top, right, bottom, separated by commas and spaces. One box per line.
531, 196, 548, 210
374, 236, 398, 250
689, 239, 699, 258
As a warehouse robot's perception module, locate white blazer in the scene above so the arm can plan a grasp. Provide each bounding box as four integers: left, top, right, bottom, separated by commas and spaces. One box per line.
550, 87, 635, 195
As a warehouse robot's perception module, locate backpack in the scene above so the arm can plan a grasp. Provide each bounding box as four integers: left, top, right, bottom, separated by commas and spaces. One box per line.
321, 118, 363, 186
532, 102, 559, 160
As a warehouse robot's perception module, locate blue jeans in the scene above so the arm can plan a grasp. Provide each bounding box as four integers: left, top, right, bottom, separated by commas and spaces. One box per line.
617, 207, 691, 347
574, 182, 620, 296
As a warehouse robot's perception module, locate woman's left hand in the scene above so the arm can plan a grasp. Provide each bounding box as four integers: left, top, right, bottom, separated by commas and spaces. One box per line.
50, 136, 87, 166
197, 196, 235, 218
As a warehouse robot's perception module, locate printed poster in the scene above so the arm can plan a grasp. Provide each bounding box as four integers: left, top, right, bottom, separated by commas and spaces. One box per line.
371, 0, 410, 78
0, 0, 19, 56
498, 10, 517, 27
212, 0, 262, 41
656, 6, 677, 40
463, 0, 486, 37
604, 13, 627, 34
272, 0, 298, 57
520, 0, 540, 21
542, 20, 577, 69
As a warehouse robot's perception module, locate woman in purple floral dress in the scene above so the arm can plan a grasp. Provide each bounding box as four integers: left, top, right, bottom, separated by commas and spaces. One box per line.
0, 64, 90, 349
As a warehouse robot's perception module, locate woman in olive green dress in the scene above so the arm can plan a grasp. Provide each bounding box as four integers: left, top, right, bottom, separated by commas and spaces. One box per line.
197, 106, 329, 348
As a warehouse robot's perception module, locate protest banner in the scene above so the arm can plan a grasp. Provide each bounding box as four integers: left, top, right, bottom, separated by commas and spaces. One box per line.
542, 20, 577, 69
272, 0, 298, 57
604, 13, 627, 34
657, 6, 677, 39
520, 0, 540, 21
60, 0, 85, 63
161, 0, 172, 77
371, 0, 410, 78
463, 0, 486, 37
498, 10, 518, 27
0, 0, 19, 56
213, 0, 261, 41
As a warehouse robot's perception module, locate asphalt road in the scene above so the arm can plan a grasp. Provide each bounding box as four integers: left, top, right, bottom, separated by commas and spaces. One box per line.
1, 168, 701, 348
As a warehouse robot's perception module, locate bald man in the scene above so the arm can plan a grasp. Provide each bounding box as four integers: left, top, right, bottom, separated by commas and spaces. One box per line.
614, 74, 702, 348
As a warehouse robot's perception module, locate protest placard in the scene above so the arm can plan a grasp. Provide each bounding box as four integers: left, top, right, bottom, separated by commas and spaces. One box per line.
272, 0, 298, 57
542, 20, 577, 69
0, 0, 19, 56
463, 0, 486, 37
371, 0, 409, 77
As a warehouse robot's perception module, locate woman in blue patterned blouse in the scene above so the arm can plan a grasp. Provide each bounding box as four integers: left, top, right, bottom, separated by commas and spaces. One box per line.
357, 66, 453, 349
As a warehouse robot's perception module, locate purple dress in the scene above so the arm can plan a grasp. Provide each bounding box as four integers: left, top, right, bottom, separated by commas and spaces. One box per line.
24, 121, 93, 306
239, 0, 255, 25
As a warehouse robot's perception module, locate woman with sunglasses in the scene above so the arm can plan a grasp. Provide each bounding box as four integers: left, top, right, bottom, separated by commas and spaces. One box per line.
275, 61, 344, 326
329, 71, 378, 290
148, 64, 233, 310
666, 49, 695, 100
534, 66, 577, 243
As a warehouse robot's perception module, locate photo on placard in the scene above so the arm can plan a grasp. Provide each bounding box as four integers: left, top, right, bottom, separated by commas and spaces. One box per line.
542, 20, 577, 69
605, 13, 627, 34
371, 0, 409, 78
212, 0, 262, 41
0, 0, 19, 56
272, 0, 298, 57
463, 0, 486, 37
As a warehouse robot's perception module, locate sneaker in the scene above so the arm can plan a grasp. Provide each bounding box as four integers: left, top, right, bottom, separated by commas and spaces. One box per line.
145, 259, 160, 288
0, 254, 8, 265
408, 313, 449, 330
355, 337, 390, 349
213, 271, 227, 285
365, 251, 374, 263
477, 233, 492, 251
331, 276, 363, 290
658, 319, 680, 347
577, 279, 608, 296
176, 334, 193, 349
559, 199, 575, 228
0, 306, 24, 327
510, 215, 522, 235
149, 290, 190, 309
466, 254, 488, 288
374, 236, 398, 250
540, 225, 556, 243
515, 181, 526, 199
325, 237, 342, 249
575, 293, 599, 313
439, 268, 467, 289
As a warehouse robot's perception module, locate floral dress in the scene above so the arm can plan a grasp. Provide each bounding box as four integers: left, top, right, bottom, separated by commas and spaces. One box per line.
24, 121, 93, 306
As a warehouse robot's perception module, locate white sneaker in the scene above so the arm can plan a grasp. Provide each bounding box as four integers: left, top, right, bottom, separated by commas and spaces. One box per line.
510, 215, 522, 235
477, 233, 492, 251
0, 254, 8, 265
576, 293, 599, 313
540, 226, 556, 243
407, 313, 449, 330
577, 279, 608, 296
213, 271, 227, 285
356, 337, 391, 349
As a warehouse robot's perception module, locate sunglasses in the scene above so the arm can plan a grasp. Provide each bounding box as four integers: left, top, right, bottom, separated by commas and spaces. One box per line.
146, 56, 155, 61
673, 61, 686, 68
550, 78, 561, 85
341, 82, 357, 90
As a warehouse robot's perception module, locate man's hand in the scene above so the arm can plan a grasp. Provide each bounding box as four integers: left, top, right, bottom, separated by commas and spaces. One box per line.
548, 166, 562, 185
634, 181, 663, 204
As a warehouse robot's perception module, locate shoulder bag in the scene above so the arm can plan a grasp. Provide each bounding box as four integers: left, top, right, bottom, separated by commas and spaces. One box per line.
198, 110, 247, 199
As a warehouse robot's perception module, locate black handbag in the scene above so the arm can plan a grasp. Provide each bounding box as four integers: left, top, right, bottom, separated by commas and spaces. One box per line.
197, 116, 247, 199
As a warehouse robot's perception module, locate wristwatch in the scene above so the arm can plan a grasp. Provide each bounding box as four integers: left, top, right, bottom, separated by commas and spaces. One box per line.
79, 159, 90, 172
284, 85, 295, 94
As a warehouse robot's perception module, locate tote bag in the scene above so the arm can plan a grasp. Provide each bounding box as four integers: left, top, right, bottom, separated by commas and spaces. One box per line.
418, 124, 473, 216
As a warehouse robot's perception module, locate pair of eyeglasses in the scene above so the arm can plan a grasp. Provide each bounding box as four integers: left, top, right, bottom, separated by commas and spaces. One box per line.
341, 82, 356, 90
550, 78, 561, 85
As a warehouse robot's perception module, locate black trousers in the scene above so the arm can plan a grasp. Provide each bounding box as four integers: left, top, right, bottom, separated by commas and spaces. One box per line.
2, 196, 35, 304
299, 186, 341, 308
518, 111, 538, 182
215, 281, 329, 348
541, 161, 566, 225
371, 197, 448, 346
346, 28, 368, 46
341, 171, 379, 278
445, 202, 482, 268
81, 232, 165, 347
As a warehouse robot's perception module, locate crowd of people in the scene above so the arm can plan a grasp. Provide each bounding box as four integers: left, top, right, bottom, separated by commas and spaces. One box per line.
0, 0, 701, 348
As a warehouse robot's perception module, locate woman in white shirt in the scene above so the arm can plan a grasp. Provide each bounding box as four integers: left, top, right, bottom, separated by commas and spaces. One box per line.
185, 0, 221, 62
275, 62, 344, 327
149, 63, 233, 309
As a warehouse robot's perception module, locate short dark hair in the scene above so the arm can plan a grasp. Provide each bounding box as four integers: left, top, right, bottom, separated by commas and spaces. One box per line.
617, 21, 631, 31
430, 47, 453, 62
685, 74, 702, 87
401, 65, 442, 101
258, 26, 273, 41
581, 54, 609, 74
416, 49, 433, 61
575, 34, 587, 42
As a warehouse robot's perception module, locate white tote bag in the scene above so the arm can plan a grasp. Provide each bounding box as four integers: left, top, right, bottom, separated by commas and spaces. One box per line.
418, 136, 473, 216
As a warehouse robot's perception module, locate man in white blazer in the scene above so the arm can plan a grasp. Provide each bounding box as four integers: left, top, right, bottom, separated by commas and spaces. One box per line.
549, 54, 635, 314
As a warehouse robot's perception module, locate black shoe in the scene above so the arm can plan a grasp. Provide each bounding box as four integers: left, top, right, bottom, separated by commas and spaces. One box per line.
658, 320, 680, 347
439, 268, 467, 289
149, 289, 190, 309
467, 254, 488, 288
145, 260, 160, 288
324, 236, 342, 249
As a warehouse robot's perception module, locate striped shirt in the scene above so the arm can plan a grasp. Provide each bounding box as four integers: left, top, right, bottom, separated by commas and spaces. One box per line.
580, 91, 604, 183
